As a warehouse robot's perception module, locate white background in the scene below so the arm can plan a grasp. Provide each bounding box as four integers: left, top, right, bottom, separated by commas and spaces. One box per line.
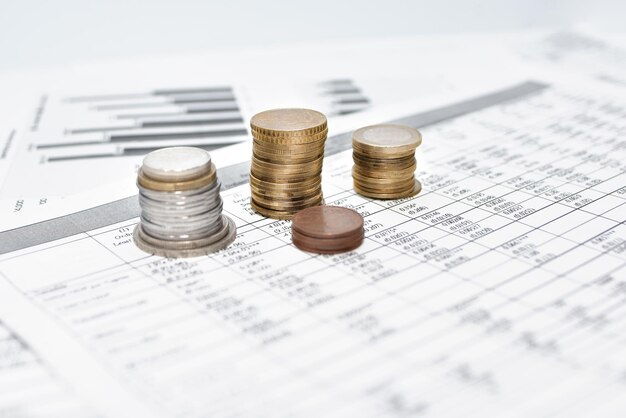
0, 0, 624, 71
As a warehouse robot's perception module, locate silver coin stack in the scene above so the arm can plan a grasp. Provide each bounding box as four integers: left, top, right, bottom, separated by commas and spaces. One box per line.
133, 147, 237, 258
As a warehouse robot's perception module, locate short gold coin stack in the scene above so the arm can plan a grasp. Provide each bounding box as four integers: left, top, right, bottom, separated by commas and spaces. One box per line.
249, 108, 327, 220
352, 124, 422, 199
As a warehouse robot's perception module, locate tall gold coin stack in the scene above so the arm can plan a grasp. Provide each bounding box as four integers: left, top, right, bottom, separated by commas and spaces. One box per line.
249, 108, 327, 220
352, 124, 423, 199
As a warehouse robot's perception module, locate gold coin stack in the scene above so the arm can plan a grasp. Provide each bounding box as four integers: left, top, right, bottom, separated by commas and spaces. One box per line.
352, 124, 423, 199
249, 108, 327, 220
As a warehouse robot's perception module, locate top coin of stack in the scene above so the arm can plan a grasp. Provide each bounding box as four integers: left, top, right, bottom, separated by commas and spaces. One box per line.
352, 124, 422, 199
249, 108, 327, 220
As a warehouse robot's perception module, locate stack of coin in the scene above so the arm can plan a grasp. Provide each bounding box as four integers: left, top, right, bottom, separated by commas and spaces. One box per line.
133, 147, 237, 258
292, 206, 364, 254
249, 108, 327, 220
352, 124, 422, 199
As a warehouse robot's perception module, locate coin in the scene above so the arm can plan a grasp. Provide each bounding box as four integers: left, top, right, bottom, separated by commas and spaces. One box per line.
354, 178, 415, 194
353, 165, 417, 179
292, 206, 364, 239
134, 216, 236, 258
252, 193, 323, 211
253, 149, 323, 164
138, 164, 216, 192
352, 153, 416, 170
352, 124, 422, 200
352, 170, 415, 184
249, 173, 321, 189
250, 200, 300, 220
251, 168, 322, 183
253, 128, 329, 144
354, 179, 422, 200
251, 185, 322, 201
292, 229, 364, 254
251, 109, 327, 138
134, 147, 237, 258
141, 146, 212, 182
251, 154, 323, 171
352, 124, 422, 156
253, 140, 325, 155
352, 143, 415, 159
249, 108, 328, 219
291, 206, 364, 254
250, 184, 322, 200
251, 172, 320, 183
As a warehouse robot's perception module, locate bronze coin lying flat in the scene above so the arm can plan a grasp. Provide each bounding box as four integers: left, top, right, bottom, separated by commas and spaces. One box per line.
292, 206, 363, 239
291, 206, 364, 254
292, 229, 364, 254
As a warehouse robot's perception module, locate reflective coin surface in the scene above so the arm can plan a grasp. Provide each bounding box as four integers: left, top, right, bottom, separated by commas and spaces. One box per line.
142, 147, 212, 182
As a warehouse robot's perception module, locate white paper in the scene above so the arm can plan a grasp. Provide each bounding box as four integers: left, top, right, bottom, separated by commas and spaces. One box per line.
0, 128, 17, 189
0, 83, 500, 232
1, 78, 625, 417
0, 320, 103, 418
0, 32, 526, 225
517, 30, 626, 88
0, 75, 451, 198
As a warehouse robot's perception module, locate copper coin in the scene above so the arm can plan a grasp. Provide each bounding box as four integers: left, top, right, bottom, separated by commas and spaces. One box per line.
292, 228, 364, 253
292, 240, 361, 254
292, 206, 364, 240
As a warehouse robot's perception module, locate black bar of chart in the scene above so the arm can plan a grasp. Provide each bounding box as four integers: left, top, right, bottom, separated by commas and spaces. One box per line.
36, 79, 374, 163
38, 84, 249, 162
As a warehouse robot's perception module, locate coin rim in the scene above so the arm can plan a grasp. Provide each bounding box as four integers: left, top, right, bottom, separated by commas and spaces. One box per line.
292, 232, 364, 254
141, 147, 212, 182
133, 215, 237, 257
291, 206, 364, 239
352, 124, 422, 153
250, 108, 327, 137
253, 129, 328, 144
138, 164, 217, 192
252, 194, 323, 211
354, 179, 422, 200
292, 229, 364, 252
